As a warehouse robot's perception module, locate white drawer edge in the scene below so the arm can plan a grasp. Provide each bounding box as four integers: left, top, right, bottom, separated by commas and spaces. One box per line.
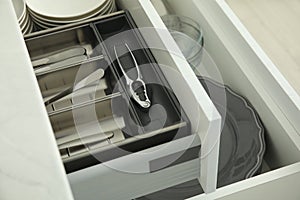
69, 158, 200, 200
188, 162, 300, 200
215, 0, 300, 134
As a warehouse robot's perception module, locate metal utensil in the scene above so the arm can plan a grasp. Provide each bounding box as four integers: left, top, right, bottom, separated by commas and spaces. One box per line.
58, 132, 114, 150
34, 55, 87, 75
56, 116, 125, 144
114, 43, 151, 108
43, 78, 107, 103
44, 68, 105, 106
32, 46, 86, 67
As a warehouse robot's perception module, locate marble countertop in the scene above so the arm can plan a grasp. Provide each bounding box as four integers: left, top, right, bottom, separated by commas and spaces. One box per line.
0, 0, 74, 199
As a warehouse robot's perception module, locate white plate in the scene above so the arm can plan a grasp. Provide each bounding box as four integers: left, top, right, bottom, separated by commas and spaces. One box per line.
31, 18, 50, 29
27, 21, 34, 34
19, 12, 29, 29
25, 0, 107, 19
12, 0, 26, 21
20, 14, 31, 30
21, 16, 31, 31
29, 12, 57, 28
18, 9, 28, 25
103, 1, 116, 17
22, 17, 33, 34
27, 0, 112, 24
28, 0, 114, 30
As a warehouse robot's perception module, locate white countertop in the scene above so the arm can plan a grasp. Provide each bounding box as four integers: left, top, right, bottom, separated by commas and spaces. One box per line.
0, 0, 74, 199
226, 0, 300, 95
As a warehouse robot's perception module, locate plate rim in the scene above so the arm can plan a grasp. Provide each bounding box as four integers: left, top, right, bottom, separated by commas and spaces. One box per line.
26, 0, 112, 24
197, 76, 266, 180
25, 0, 107, 19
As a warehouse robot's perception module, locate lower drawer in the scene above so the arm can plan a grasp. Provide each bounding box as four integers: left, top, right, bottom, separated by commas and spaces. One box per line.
143, 0, 300, 199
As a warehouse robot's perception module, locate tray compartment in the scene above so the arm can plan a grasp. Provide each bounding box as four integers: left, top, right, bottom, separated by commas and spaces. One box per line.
26, 25, 101, 60
93, 11, 191, 139
36, 58, 118, 112
24, 11, 193, 174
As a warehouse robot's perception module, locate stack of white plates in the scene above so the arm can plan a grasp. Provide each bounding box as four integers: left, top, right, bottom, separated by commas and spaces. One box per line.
25, 0, 116, 29
12, 0, 34, 35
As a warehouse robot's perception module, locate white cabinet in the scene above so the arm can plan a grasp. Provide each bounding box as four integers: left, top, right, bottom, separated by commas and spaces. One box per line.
3, 0, 300, 199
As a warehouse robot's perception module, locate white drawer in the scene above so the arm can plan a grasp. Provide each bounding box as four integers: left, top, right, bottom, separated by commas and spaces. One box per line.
68, 0, 300, 199
65, 1, 221, 199
2, 0, 299, 199
150, 0, 300, 199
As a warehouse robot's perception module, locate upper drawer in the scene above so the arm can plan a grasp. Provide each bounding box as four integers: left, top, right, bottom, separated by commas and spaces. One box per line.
66, 0, 300, 199
23, 3, 222, 198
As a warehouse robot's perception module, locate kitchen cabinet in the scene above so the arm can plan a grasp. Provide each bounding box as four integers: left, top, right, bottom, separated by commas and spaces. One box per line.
1, 0, 299, 200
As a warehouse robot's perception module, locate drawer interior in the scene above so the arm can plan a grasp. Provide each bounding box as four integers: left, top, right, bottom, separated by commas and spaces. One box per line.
12, 0, 298, 199
144, 0, 300, 192
37, 59, 115, 103
92, 14, 188, 134
24, 11, 193, 173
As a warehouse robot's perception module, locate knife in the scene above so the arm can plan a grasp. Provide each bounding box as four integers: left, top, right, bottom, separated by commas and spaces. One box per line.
32, 46, 86, 67
34, 55, 87, 75
44, 68, 105, 106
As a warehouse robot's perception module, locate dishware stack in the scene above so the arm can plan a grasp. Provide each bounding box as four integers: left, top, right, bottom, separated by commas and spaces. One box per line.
138, 76, 266, 200
25, 0, 116, 30
12, 0, 34, 35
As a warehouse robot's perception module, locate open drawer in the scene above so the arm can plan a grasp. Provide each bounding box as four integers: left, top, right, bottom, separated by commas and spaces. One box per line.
128, 0, 299, 200
23, 3, 221, 200
59, 0, 297, 200
17, 0, 299, 199
3, 0, 299, 199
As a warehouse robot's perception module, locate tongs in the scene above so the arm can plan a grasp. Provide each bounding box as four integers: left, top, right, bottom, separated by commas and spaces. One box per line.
114, 43, 151, 109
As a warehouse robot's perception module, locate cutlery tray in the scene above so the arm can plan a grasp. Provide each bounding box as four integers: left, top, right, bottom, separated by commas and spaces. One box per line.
25, 11, 192, 173
26, 24, 101, 61
92, 12, 190, 137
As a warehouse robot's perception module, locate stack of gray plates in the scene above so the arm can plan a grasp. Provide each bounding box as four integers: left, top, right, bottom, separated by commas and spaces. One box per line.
12, 0, 34, 35
138, 77, 266, 200
25, 0, 116, 29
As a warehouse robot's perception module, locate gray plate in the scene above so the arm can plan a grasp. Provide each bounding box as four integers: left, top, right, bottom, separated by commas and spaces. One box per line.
137, 76, 266, 200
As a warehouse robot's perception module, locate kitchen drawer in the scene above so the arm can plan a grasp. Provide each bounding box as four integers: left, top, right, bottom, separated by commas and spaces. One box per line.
49, 0, 299, 199
58, 5, 221, 200
4, 0, 299, 199
143, 0, 300, 199
22, 1, 221, 200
